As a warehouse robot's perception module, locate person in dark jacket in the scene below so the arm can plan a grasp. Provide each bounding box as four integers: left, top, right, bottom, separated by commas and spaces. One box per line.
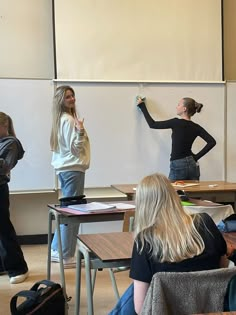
0, 112, 29, 284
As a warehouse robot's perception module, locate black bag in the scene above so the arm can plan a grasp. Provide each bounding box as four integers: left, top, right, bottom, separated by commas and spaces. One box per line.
59, 194, 87, 206
223, 214, 236, 232
10, 280, 66, 315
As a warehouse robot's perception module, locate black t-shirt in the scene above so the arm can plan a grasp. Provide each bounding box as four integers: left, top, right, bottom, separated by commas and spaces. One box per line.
138, 102, 216, 161
129, 213, 227, 283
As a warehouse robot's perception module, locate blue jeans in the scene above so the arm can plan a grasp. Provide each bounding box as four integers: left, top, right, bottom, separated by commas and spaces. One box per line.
51, 171, 85, 258
108, 283, 136, 315
169, 156, 200, 181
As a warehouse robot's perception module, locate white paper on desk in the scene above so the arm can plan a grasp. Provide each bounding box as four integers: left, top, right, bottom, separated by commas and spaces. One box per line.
68, 202, 116, 212
171, 183, 199, 188
110, 203, 135, 210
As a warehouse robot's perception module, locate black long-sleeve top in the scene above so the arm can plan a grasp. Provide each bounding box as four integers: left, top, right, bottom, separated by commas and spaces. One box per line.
138, 102, 216, 161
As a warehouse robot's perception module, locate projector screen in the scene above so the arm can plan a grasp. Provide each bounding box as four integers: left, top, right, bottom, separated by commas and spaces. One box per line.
54, 0, 222, 82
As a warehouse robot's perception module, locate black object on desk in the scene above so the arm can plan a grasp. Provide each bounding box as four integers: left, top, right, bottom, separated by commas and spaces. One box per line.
59, 195, 87, 206
177, 190, 189, 201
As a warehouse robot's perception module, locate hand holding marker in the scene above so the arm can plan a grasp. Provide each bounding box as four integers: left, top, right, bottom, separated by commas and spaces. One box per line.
136, 95, 146, 111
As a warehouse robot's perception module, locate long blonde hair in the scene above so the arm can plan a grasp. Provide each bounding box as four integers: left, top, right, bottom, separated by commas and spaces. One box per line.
134, 173, 205, 262
0, 112, 16, 137
50, 85, 76, 151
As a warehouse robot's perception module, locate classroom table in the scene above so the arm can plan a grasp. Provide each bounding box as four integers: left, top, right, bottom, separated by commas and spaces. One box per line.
111, 181, 236, 209
47, 199, 233, 299
75, 232, 133, 315
74, 231, 236, 315
47, 203, 135, 303
182, 199, 233, 225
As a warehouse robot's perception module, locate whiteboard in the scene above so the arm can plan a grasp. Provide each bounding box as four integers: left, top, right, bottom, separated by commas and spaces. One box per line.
54, 0, 222, 82
1, 80, 225, 191
0, 79, 55, 191
65, 82, 225, 187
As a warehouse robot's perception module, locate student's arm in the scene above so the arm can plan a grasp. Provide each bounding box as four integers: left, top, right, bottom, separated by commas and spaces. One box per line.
62, 115, 88, 156
194, 127, 216, 161
133, 279, 149, 314
0, 142, 18, 174
0, 158, 9, 175
138, 102, 175, 129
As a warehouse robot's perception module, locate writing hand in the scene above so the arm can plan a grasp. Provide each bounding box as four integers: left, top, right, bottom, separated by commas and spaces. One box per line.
136, 96, 146, 107
137, 97, 143, 105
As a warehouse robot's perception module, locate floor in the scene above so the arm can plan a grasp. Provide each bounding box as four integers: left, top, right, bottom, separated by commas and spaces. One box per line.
0, 245, 132, 315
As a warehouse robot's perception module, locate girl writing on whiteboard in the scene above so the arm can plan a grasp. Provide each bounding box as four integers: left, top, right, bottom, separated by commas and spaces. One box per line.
50, 85, 90, 268
137, 97, 216, 180
0, 112, 29, 284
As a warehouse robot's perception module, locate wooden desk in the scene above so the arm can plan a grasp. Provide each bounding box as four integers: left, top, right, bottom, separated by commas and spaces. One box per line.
75, 232, 133, 315
75, 231, 236, 315
112, 181, 236, 209
111, 184, 136, 200
47, 204, 134, 305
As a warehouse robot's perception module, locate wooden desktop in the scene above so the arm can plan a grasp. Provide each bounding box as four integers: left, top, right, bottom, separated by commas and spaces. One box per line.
75, 231, 236, 315
112, 181, 236, 209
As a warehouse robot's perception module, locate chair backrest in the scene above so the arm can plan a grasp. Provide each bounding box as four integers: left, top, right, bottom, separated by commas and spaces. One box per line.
122, 210, 135, 232
140, 267, 236, 315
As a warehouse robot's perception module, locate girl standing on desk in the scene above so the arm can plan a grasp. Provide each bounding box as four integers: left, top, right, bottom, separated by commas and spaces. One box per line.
109, 173, 228, 315
137, 97, 216, 180
0, 112, 29, 284
50, 86, 90, 268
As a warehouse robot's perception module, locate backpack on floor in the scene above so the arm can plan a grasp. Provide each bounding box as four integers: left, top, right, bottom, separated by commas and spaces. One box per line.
10, 280, 66, 315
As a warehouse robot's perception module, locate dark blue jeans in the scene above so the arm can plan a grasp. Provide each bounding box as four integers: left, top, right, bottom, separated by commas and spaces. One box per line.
108, 283, 136, 315
169, 156, 200, 180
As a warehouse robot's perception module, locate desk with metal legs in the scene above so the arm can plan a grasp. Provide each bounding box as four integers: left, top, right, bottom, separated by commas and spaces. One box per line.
47, 205, 133, 309
47, 200, 233, 293
75, 232, 133, 315
75, 231, 236, 315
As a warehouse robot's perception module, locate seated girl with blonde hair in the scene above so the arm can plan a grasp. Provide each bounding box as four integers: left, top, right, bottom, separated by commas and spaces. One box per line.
109, 173, 228, 315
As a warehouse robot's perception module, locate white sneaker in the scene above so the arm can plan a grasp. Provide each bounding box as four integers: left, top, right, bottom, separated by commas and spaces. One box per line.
51, 249, 60, 261
51, 250, 76, 269
10, 271, 29, 284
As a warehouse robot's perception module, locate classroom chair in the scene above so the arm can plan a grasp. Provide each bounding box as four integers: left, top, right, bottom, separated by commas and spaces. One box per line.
140, 268, 236, 315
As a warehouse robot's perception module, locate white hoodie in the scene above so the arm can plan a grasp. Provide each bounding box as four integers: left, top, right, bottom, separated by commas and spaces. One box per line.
51, 113, 90, 174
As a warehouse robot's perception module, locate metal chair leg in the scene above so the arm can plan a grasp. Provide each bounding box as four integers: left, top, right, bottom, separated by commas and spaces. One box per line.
108, 268, 120, 301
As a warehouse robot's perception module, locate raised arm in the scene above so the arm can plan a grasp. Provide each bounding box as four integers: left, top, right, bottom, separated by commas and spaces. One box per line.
137, 101, 175, 129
